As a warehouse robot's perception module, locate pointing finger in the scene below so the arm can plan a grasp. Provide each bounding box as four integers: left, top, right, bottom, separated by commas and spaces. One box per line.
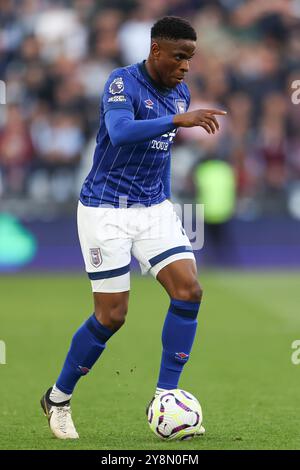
201, 109, 227, 116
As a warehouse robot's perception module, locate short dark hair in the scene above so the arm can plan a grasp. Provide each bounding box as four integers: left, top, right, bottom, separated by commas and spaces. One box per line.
151, 16, 197, 42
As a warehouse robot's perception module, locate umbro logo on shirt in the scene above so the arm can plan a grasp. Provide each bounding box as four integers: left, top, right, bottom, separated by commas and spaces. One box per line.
144, 99, 154, 110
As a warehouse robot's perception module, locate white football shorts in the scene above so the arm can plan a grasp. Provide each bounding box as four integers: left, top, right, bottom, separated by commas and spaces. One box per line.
77, 199, 195, 292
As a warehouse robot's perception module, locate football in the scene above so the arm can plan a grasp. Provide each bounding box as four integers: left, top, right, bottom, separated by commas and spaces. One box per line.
147, 389, 203, 440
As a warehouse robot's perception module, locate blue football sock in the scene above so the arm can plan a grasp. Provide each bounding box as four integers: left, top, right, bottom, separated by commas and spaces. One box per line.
56, 314, 115, 394
157, 299, 200, 390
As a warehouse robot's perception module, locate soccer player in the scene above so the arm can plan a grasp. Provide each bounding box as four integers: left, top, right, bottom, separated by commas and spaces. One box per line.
41, 16, 226, 439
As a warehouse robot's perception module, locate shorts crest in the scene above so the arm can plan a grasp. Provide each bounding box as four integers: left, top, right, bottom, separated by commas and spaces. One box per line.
90, 248, 102, 268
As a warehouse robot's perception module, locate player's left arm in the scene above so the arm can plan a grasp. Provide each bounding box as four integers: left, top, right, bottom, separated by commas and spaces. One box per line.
103, 70, 176, 147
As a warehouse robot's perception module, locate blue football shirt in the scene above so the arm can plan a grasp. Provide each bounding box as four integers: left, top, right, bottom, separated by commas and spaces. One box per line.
80, 61, 190, 208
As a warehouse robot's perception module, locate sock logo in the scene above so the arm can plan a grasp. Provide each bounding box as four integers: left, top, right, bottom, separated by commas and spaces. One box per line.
78, 365, 90, 375
175, 352, 189, 363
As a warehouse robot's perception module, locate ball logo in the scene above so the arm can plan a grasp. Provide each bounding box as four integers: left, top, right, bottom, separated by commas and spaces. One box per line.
109, 77, 124, 95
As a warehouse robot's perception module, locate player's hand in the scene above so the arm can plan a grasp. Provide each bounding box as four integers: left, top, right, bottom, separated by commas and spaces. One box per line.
173, 109, 227, 134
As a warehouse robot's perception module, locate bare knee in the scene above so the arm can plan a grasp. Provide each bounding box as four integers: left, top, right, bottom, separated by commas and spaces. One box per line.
157, 259, 203, 303
173, 280, 203, 303
95, 303, 128, 331
94, 293, 129, 332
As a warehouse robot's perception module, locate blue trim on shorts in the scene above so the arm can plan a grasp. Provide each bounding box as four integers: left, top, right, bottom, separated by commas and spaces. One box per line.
149, 246, 193, 268
88, 264, 130, 280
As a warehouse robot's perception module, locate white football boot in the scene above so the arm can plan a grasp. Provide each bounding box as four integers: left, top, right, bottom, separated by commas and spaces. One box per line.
40, 388, 79, 439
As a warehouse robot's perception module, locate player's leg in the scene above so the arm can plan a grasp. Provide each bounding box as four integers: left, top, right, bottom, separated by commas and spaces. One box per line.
132, 200, 202, 394
93, 291, 129, 330
41, 291, 128, 439
41, 202, 132, 439
57, 290, 129, 393
155, 258, 202, 392
53, 291, 129, 398
150, 259, 205, 435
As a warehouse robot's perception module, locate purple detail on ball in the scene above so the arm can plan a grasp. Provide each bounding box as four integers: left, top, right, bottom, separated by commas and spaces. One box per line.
193, 412, 200, 427
181, 433, 195, 441
156, 413, 170, 439
171, 424, 190, 434
175, 398, 200, 426
181, 390, 193, 400
158, 414, 164, 425
148, 408, 153, 424
160, 392, 175, 402
156, 426, 169, 439
175, 398, 192, 412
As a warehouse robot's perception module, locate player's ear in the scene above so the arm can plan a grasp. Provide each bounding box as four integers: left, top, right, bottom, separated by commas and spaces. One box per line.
151, 41, 160, 60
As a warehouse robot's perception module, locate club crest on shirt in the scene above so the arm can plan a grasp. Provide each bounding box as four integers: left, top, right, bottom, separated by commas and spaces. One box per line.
109, 77, 124, 94
90, 248, 102, 268
144, 98, 154, 109
175, 99, 186, 114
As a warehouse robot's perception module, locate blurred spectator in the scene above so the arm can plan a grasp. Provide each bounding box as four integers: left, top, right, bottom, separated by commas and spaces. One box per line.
119, 0, 168, 64
253, 93, 289, 213
34, 4, 88, 61
0, 105, 34, 196
28, 110, 84, 203
31, 111, 84, 166
0, 0, 299, 218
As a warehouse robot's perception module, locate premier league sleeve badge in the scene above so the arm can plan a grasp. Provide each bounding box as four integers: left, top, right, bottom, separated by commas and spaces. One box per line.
109, 77, 125, 95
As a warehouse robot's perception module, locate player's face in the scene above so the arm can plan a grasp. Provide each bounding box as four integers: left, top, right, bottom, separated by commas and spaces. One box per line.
152, 39, 196, 88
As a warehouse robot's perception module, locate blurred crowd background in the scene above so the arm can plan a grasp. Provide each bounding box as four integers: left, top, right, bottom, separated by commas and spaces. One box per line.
1, 0, 300, 221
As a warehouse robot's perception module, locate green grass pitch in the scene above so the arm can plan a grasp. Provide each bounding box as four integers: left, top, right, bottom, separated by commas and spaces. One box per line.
0, 271, 299, 450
